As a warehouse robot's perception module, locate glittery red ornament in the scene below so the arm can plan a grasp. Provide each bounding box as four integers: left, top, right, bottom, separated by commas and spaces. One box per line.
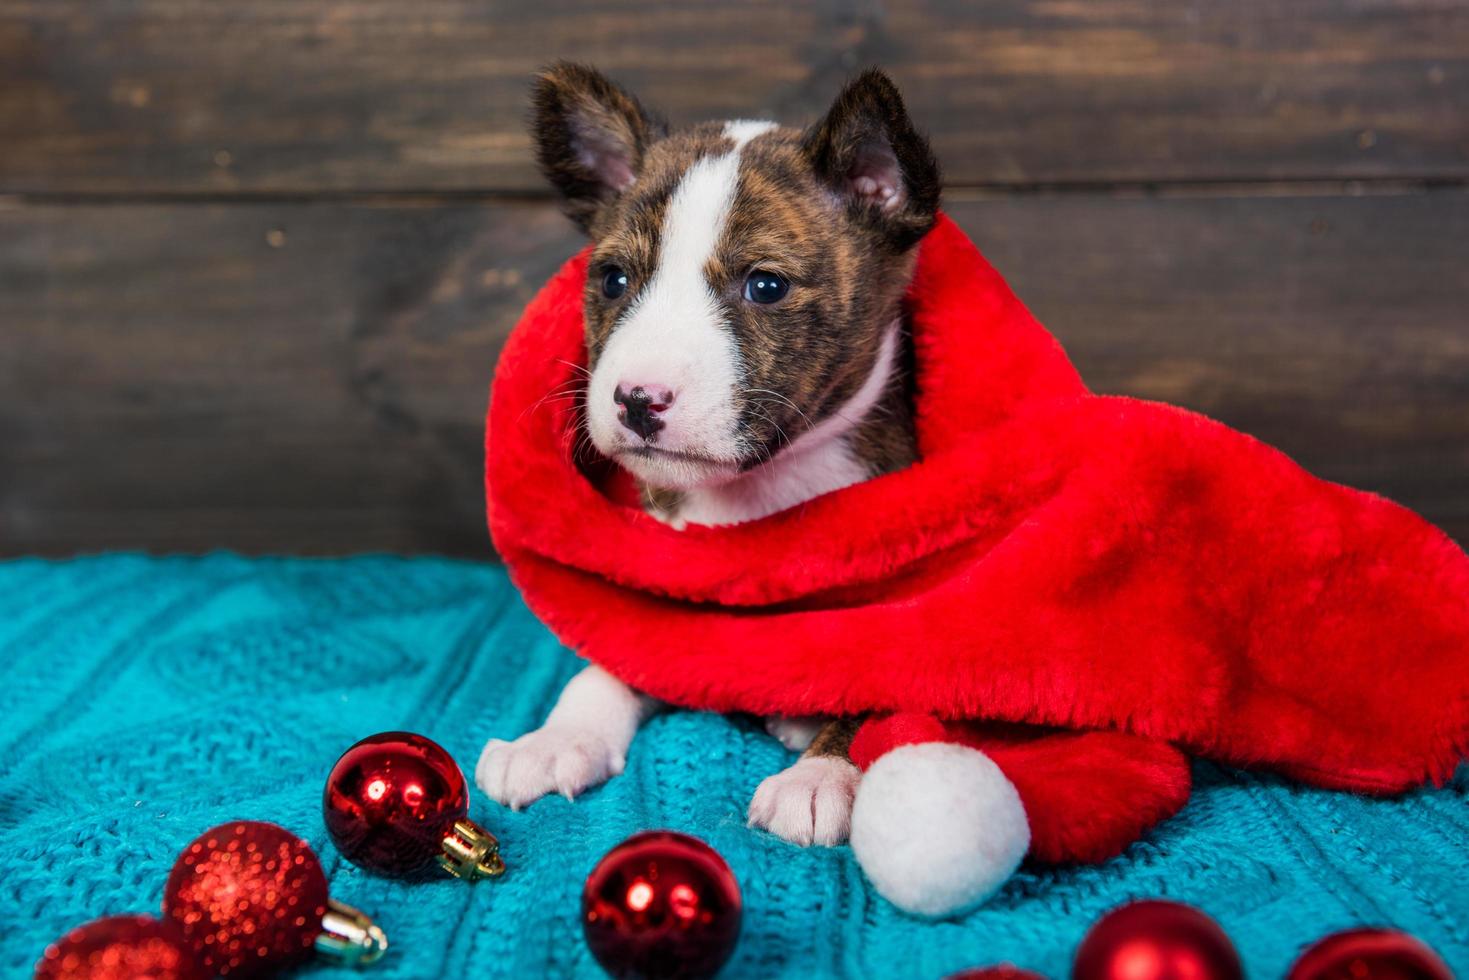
582, 831, 742, 980
947, 968, 1049, 980
324, 731, 504, 880
35, 915, 207, 980
1287, 928, 1453, 980
163, 820, 386, 978
1073, 900, 1243, 980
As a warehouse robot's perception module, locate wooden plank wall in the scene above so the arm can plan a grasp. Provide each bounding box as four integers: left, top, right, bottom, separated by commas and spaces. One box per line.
2, 1, 1467, 555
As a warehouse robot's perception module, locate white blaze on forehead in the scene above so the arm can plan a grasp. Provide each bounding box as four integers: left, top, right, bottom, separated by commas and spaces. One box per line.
723, 118, 778, 146
585, 119, 776, 479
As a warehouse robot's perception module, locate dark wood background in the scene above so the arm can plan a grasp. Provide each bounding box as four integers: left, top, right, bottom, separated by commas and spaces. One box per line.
3, 1, 1467, 556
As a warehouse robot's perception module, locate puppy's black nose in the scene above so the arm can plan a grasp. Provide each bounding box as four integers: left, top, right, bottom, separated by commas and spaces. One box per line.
613, 385, 670, 441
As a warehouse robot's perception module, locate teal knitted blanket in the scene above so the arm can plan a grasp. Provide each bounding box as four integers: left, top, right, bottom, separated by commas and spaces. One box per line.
2, 555, 1465, 978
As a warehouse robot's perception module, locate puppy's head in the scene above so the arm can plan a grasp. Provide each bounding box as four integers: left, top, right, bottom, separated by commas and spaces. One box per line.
532, 63, 939, 491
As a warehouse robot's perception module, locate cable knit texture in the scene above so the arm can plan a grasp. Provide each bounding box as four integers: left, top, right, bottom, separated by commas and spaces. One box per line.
1, 555, 1465, 978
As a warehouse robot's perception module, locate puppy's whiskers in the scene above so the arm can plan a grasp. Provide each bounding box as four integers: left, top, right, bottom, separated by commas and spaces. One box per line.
522, 378, 588, 424
554, 358, 592, 379
738, 404, 790, 466
745, 388, 815, 435
744, 400, 793, 457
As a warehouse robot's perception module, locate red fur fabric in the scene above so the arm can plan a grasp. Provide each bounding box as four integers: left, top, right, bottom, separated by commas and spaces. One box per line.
486, 212, 1469, 864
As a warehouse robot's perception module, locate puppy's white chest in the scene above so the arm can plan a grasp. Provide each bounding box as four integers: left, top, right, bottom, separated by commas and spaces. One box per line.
672, 435, 870, 527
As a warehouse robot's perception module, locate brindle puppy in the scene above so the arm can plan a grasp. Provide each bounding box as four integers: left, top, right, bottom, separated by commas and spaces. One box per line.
478, 63, 938, 847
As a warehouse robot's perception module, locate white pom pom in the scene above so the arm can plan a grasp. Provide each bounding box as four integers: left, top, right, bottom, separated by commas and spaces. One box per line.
849, 742, 1030, 918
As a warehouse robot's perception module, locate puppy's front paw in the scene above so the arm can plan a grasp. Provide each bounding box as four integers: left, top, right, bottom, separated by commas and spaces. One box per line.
475, 725, 625, 810
748, 756, 861, 846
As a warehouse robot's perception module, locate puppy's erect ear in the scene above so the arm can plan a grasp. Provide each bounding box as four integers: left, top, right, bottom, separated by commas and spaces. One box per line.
531, 62, 665, 233
802, 69, 940, 250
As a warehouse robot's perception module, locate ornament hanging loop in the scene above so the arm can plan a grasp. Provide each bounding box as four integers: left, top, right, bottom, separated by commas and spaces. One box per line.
315, 899, 389, 968
438, 817, 506, 880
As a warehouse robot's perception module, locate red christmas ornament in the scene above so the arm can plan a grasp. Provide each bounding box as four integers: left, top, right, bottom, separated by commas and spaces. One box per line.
162, 820, 386, 978
948, 967, 1048, 979
324, 731, 504, 880
1073, 900, 1243, 980
582, 831, 742, 980
1287, 928, 1453, 980
35, 915, 207, 980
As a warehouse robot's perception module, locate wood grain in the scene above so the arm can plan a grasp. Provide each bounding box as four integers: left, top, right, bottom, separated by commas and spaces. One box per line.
3, 191, 1465, 555
2, 0, 1466, 194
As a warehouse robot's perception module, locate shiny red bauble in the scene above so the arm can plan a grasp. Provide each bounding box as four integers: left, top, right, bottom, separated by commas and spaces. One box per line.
1287, 928, 1453, 980
582, 831, 743, 980
1073, 900, 1243, 980
324, 731, 503, 880
35, 915, 208, 980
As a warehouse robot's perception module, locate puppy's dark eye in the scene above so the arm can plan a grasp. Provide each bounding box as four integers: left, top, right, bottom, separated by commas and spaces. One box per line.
743, 270, 789, 304
601, 266, 629, 300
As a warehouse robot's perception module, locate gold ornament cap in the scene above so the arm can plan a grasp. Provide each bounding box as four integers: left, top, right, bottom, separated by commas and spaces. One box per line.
438, 817, 506, 880
315, 898, 388, 968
